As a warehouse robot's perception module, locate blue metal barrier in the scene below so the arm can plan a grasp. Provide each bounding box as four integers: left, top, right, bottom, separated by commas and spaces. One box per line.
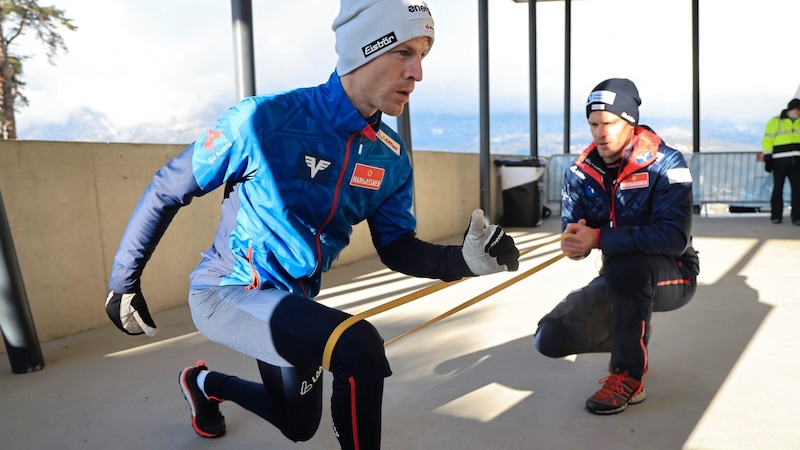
688, 152, 779, 207
0, 190, 44, 374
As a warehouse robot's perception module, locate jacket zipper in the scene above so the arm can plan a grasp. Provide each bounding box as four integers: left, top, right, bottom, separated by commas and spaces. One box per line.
309, 131, 361, 280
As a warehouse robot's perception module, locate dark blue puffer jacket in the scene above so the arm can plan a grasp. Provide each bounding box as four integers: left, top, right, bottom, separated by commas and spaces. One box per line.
561, 126, 699, 271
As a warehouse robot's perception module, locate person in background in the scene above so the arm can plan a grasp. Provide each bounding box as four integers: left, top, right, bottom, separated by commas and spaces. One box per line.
533, 78, 700, 415
103, 1, 520, 449
762, 98, 800, 224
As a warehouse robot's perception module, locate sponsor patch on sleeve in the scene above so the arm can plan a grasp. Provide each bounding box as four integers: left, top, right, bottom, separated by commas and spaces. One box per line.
667, 167, 693, 184
199, 128, 233, 164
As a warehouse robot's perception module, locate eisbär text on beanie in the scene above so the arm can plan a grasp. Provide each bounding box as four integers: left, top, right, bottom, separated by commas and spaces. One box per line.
585, 78, 641, 125
333, 0, 435, 76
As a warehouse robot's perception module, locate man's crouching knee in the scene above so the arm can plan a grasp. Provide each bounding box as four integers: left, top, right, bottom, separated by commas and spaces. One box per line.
534, 319, 571, 358
329, 320, 392, 382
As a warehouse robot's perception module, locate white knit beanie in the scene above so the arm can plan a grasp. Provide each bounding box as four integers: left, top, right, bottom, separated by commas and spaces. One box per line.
333, 0, 435, 76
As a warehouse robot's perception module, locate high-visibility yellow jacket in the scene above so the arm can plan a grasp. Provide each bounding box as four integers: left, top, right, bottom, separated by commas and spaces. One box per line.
763, 111, 800, 168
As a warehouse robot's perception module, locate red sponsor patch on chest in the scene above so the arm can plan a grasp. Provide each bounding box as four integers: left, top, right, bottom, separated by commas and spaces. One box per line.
619, 172, 649, 190
349, 163, 385, 190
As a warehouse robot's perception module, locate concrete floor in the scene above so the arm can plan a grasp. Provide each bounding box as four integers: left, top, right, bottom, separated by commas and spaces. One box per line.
2, 213, 799, 449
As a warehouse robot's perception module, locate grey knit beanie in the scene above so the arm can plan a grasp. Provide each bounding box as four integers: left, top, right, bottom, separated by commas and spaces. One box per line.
333, 0, 435, 75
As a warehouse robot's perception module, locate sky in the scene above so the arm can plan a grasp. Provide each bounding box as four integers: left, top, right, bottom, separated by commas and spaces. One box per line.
13, 0, 800, 145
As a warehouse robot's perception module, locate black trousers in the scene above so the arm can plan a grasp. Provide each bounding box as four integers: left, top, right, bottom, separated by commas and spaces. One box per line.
534, 253, 697, 379
770, 164, 800, 222
203, 293, 391, 450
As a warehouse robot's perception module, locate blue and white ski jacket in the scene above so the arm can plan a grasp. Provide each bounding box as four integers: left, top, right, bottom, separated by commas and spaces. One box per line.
109, 72, 469, 299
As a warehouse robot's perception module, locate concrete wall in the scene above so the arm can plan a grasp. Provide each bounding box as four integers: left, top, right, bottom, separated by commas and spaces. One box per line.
0, 140, 495, 342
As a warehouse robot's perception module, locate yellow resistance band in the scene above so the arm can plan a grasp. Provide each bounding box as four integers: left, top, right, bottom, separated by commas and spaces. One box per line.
384, 251, 567, 347
321, 233, 571, 370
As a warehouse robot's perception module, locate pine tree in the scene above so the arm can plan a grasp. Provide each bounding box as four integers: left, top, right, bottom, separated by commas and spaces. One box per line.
0, 1, 76, 139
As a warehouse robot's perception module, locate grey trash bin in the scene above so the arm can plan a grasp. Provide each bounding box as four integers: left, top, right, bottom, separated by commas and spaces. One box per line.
494, 157, 546, 227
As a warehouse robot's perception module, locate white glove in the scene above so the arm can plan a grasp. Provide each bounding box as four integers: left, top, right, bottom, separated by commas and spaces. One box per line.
461, 209, 520, 275
105, 290, 158, 337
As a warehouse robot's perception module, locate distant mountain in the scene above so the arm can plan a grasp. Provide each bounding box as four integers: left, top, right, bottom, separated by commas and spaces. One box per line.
19, 109, 763, 155
404, 112, 763, 156
21, 108, 119, 143
19, 101, 229, 144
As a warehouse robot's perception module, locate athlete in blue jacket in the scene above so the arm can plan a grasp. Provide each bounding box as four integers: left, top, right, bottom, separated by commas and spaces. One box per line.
533, 78, 700, 415
103, 1, 519, 449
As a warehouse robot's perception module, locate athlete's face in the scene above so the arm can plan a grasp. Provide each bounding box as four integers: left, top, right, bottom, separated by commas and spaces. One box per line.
588, 110, 635, 164
342, 36, 431, 118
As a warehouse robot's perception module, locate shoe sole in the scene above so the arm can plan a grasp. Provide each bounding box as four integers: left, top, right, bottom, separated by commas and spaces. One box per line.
586, 389, 646, 415
179, 366, 225, 438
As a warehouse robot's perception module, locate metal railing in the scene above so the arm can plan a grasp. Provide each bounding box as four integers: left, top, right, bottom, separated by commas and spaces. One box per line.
543, 152, 788, 211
